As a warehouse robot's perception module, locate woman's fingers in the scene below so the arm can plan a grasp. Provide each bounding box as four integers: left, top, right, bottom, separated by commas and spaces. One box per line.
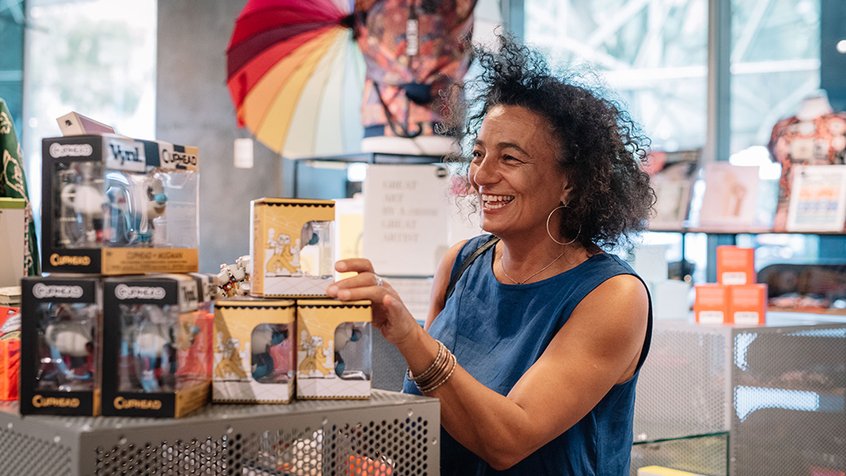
335, 258, 375, 274
330, 271, 385, 291
329, 283, 386, 302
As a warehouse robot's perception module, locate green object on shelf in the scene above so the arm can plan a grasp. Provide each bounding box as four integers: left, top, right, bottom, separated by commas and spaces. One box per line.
0, 198, 25, 209
0, 98, 39, 276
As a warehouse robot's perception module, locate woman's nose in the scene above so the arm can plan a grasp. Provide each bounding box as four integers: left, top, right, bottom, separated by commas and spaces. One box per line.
471, 156, 498, 186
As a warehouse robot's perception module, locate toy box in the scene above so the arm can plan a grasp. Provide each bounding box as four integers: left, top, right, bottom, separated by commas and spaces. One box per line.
188, 273, 216, 379
296, 300, 372, 400
20, 276, 102, 416
250, 198, 335, 298
0, 306, 20, 401
716, 246, 755, 285
41, 134, 199, 275
694, 284, 728, 325
728, 284, 768, 325
213, 297, 296, 404
101, 275, 210, 418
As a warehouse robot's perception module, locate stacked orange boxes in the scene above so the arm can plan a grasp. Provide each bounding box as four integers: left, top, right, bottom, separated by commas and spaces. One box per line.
694, 246, 767, 325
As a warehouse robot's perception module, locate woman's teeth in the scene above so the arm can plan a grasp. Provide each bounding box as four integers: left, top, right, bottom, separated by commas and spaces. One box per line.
482, 194, 514, 209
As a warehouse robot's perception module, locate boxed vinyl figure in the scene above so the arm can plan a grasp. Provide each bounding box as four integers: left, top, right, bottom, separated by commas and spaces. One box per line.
213, 297, 296, 404
42, 134, 199, 275
250, 198, 335, 298
296, 300, 372, 400
20, 276, 102, 416
101, 275, 210, 418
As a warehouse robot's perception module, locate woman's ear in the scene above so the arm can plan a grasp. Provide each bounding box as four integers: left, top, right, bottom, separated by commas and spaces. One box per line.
560, 181, 573, 204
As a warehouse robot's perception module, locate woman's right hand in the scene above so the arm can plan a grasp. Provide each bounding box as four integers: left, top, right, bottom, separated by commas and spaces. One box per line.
326, 259, 421, 347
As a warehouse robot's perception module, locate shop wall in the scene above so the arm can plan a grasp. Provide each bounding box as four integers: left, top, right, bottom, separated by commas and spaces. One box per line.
156, 0, 281, 272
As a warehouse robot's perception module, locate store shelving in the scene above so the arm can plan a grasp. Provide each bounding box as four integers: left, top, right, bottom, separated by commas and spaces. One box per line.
0, 390, 439, 475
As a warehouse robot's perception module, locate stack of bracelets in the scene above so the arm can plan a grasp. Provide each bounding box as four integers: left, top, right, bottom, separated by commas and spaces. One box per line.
406, 339, 458, 393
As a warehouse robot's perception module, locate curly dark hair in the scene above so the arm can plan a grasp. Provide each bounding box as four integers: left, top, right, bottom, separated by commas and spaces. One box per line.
443, 35, 655, 250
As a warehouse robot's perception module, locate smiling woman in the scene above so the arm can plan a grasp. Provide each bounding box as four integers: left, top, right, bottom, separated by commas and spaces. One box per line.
328, 34, 655, 475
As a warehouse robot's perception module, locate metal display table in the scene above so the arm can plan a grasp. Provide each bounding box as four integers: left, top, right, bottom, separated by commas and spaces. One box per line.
0, 390, 439, 475
635, 314, 846, 475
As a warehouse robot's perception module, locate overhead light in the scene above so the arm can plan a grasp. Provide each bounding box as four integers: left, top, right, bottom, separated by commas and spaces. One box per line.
837, 40, 846, 54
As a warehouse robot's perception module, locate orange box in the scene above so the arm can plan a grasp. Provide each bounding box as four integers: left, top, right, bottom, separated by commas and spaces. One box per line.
0, 339, 20, 401
716, 246, 755, 285
694, 284, 728, 325
728, 284, 767, 326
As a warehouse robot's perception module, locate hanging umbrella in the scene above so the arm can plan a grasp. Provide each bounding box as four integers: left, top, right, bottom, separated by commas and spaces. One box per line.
227, 0, 365, 158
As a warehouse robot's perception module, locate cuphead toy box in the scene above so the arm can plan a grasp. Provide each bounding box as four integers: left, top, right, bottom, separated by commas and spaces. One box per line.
101, 274, 211, 418
20, 276, 102, 416
213, 297, 296, 404
250, 198, 335, 298
41, 134, 199, 275
297, 300, 372, 400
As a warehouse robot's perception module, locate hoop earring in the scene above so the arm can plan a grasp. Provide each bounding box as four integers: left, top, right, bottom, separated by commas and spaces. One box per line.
546, 204, 581, 246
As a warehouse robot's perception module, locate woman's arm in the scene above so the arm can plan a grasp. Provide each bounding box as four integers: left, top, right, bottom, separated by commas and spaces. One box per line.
328, 262, 648, 471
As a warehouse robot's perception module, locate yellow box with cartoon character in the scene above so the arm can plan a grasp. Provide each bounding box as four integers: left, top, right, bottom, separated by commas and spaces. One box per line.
250, 198, 335, 298
213, 297, 296, 404
296, 300, 372, 400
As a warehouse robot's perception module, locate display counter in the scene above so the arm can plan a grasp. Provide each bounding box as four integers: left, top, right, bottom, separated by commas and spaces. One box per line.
0, 390, 439, 475
635, 315, 846, 475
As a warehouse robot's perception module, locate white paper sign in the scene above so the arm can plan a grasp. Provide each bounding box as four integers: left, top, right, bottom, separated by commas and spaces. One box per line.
0, 200, 26, 287
786, 165, 846, 232
363, 164, 450, 276
699, 163, 760, 229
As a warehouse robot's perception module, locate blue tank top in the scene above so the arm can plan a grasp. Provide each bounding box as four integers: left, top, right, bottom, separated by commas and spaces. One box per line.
403, 235, 652, 475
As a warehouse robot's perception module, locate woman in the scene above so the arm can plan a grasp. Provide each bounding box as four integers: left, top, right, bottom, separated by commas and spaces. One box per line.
327, 36, 655, 474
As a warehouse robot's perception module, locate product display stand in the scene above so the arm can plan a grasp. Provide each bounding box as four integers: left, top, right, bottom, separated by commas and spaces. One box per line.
0, 390, 439, 475
635, 314, 846, 475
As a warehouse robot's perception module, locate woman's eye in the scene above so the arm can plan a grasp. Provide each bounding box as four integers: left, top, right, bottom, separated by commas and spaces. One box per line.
471, 150, 484, 161
502, 155, 521, 163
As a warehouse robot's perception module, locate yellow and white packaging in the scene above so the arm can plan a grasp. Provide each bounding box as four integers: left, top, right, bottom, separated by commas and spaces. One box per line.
250, 198, 335, 298
213, 297, 296, 404
296, 300, 371, 400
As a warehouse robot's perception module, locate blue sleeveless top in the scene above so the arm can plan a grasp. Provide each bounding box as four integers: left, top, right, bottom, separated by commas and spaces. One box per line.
403, 235, 652, 475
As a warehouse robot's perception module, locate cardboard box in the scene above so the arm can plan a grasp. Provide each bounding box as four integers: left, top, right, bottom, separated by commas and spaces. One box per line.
213, 297, 296, 404
694, 284, 728, 325
716, 246, 755, 285
250, 198, 335, 298
0, 198, 26, 287
297, 300, 371, 400
728, 284, 767, 325
101, 275, 209, 418
56, 111, 116, 136
41, 134, 199, 275
20, 276, 102, 416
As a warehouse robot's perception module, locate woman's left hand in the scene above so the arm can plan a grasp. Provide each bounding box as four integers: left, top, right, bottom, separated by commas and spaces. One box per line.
326, 259, 420, 346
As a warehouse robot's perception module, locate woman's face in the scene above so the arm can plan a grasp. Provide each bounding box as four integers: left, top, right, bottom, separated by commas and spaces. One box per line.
469, 104, 569, 239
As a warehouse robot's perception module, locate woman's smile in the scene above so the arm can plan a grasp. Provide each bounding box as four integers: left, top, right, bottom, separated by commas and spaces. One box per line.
481, 193, 515, 210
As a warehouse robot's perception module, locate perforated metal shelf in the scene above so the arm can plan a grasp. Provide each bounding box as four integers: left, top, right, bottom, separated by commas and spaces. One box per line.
0, 390, 439, 475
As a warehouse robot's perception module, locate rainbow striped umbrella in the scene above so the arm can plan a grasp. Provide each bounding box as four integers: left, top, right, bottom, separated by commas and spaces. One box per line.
227, 0, 365, 158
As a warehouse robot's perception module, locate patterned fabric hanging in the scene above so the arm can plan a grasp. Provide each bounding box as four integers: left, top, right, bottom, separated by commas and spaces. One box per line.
355, 0, 477, 138
0, 98, 39, 276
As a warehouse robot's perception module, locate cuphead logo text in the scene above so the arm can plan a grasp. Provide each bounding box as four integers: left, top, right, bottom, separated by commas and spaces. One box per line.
32, 283, 84, 299
114, 284, 167, 300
